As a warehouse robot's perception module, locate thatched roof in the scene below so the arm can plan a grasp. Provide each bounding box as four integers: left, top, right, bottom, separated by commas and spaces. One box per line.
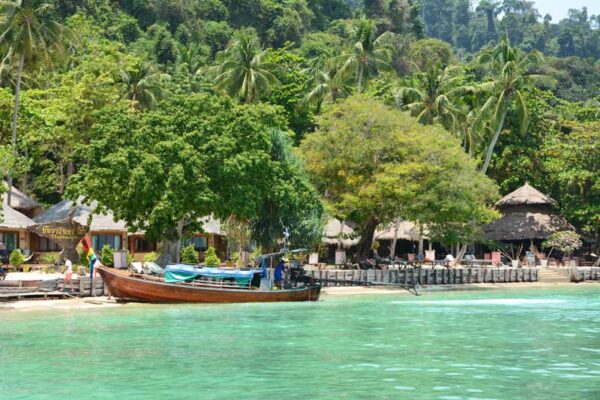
0, 204, 36, 229
2, 184, 40, 210
484, 183, 574, 241
374, 220, 423, 241
483, 209, 574, 241
495, 183, 556, 207
34, 198, 127, 232
323, 219, 359, 247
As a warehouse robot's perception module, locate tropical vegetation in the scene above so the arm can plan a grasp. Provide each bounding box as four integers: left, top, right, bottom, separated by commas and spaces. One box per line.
0, 0, 597, 260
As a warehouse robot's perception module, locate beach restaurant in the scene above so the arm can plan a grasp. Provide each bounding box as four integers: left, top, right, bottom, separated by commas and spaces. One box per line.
482, 183, 575, 254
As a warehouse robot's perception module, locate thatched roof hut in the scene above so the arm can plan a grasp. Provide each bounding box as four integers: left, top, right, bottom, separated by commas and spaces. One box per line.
374, 220, 423, 242
483, 183, 574, 241
322, 219, 359, 248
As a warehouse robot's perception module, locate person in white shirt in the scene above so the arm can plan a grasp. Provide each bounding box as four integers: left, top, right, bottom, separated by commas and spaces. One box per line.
62, 259, 74, 292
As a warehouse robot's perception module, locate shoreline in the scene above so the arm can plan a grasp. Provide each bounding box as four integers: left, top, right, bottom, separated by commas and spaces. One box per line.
1, 281, 598, 313
322, 281, 600, 296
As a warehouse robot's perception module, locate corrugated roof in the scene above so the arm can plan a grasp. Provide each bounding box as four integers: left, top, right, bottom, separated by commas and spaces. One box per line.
2, 183, 40, 210
495, 183, 556, 207
34, 198, 126, 231
0, 204, 36, 229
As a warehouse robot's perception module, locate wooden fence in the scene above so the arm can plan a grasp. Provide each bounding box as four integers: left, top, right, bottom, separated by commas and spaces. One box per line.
303, 267, 540, 287
0, 277, 106, 300
575, 267, 600, 281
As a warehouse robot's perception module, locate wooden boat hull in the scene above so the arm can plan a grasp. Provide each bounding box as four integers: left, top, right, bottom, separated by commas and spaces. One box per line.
97, 266, 321, 303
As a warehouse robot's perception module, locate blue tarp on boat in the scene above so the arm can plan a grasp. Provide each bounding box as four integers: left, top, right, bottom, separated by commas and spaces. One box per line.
165, 264, 259, 284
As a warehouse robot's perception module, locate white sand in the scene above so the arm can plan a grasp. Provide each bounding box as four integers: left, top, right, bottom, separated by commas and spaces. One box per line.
4, 272, 64, 281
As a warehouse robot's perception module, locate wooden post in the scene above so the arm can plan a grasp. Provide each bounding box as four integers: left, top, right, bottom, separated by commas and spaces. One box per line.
78, 278, 84, 297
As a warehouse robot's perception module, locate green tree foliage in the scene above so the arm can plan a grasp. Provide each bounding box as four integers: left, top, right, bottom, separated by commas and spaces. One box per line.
100, 244, 114, 266
180, 243, 199, 264
9, 248, 24, 267
0, 0, 596, 263
477, 37, 550, 174
213, 32, 279, 103
0, 0, 68, 205
334, 18, 395, 95
542, 231, 582, 257
121, 60, 170, 111
204, 246, 221, 266
394, 64, 463, 128
541, 120, 600, 244
68, 94, 322, 264
250, 129, 323, 251
299, 97, 498, 259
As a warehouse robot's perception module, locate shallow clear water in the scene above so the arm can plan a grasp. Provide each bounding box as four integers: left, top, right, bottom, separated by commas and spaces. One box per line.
1, 286, 600, 400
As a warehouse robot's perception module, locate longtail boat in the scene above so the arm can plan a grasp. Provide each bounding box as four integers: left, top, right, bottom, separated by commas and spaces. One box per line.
97, 250, 321, 303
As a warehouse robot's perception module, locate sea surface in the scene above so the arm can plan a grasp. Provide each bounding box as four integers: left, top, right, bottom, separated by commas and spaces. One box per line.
1, 286, 599, 400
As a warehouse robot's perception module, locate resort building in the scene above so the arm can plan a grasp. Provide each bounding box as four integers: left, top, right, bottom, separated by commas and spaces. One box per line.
3, 184, 43, 218
0, 203, 36, 253
32, 197, 227, 261
33, 199, 128, 253
128, 217, 226, 261
1, 186, 43, 253
483, 182, 574, 246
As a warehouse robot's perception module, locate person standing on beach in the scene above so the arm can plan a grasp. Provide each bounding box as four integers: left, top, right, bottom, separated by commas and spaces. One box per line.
62, 259, 74, 292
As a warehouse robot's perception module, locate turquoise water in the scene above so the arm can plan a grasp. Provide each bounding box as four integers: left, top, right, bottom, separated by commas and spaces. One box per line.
1, 286, 600, 400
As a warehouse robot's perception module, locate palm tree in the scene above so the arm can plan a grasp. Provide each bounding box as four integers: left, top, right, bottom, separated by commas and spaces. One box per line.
394, 64, 467, 130
477, 37, 550, 174
334, 18, 395, 95
301, 57, 346, 113
211, 34, 279, 103
0, 0, 66, 204
454, 105, 492, 157
120, 61, 169, 111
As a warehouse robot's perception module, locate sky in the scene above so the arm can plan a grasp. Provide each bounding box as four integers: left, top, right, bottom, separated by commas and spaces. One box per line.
532, 0, 600, 21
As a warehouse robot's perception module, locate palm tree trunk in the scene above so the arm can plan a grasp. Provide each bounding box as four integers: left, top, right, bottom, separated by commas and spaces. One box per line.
481, 101, 508, 175
357, 63, 365, 95
6, 54, 25, 207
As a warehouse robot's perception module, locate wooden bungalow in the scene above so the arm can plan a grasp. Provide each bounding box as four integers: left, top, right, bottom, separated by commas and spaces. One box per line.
128, 216, 227, 262
0, 203, 36, 253
33, 199, 127, 254
3, 184, 43, 218
482, 183, 574, 246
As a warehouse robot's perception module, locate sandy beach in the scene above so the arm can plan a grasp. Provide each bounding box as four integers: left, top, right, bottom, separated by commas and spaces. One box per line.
1, 281, 598, 313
